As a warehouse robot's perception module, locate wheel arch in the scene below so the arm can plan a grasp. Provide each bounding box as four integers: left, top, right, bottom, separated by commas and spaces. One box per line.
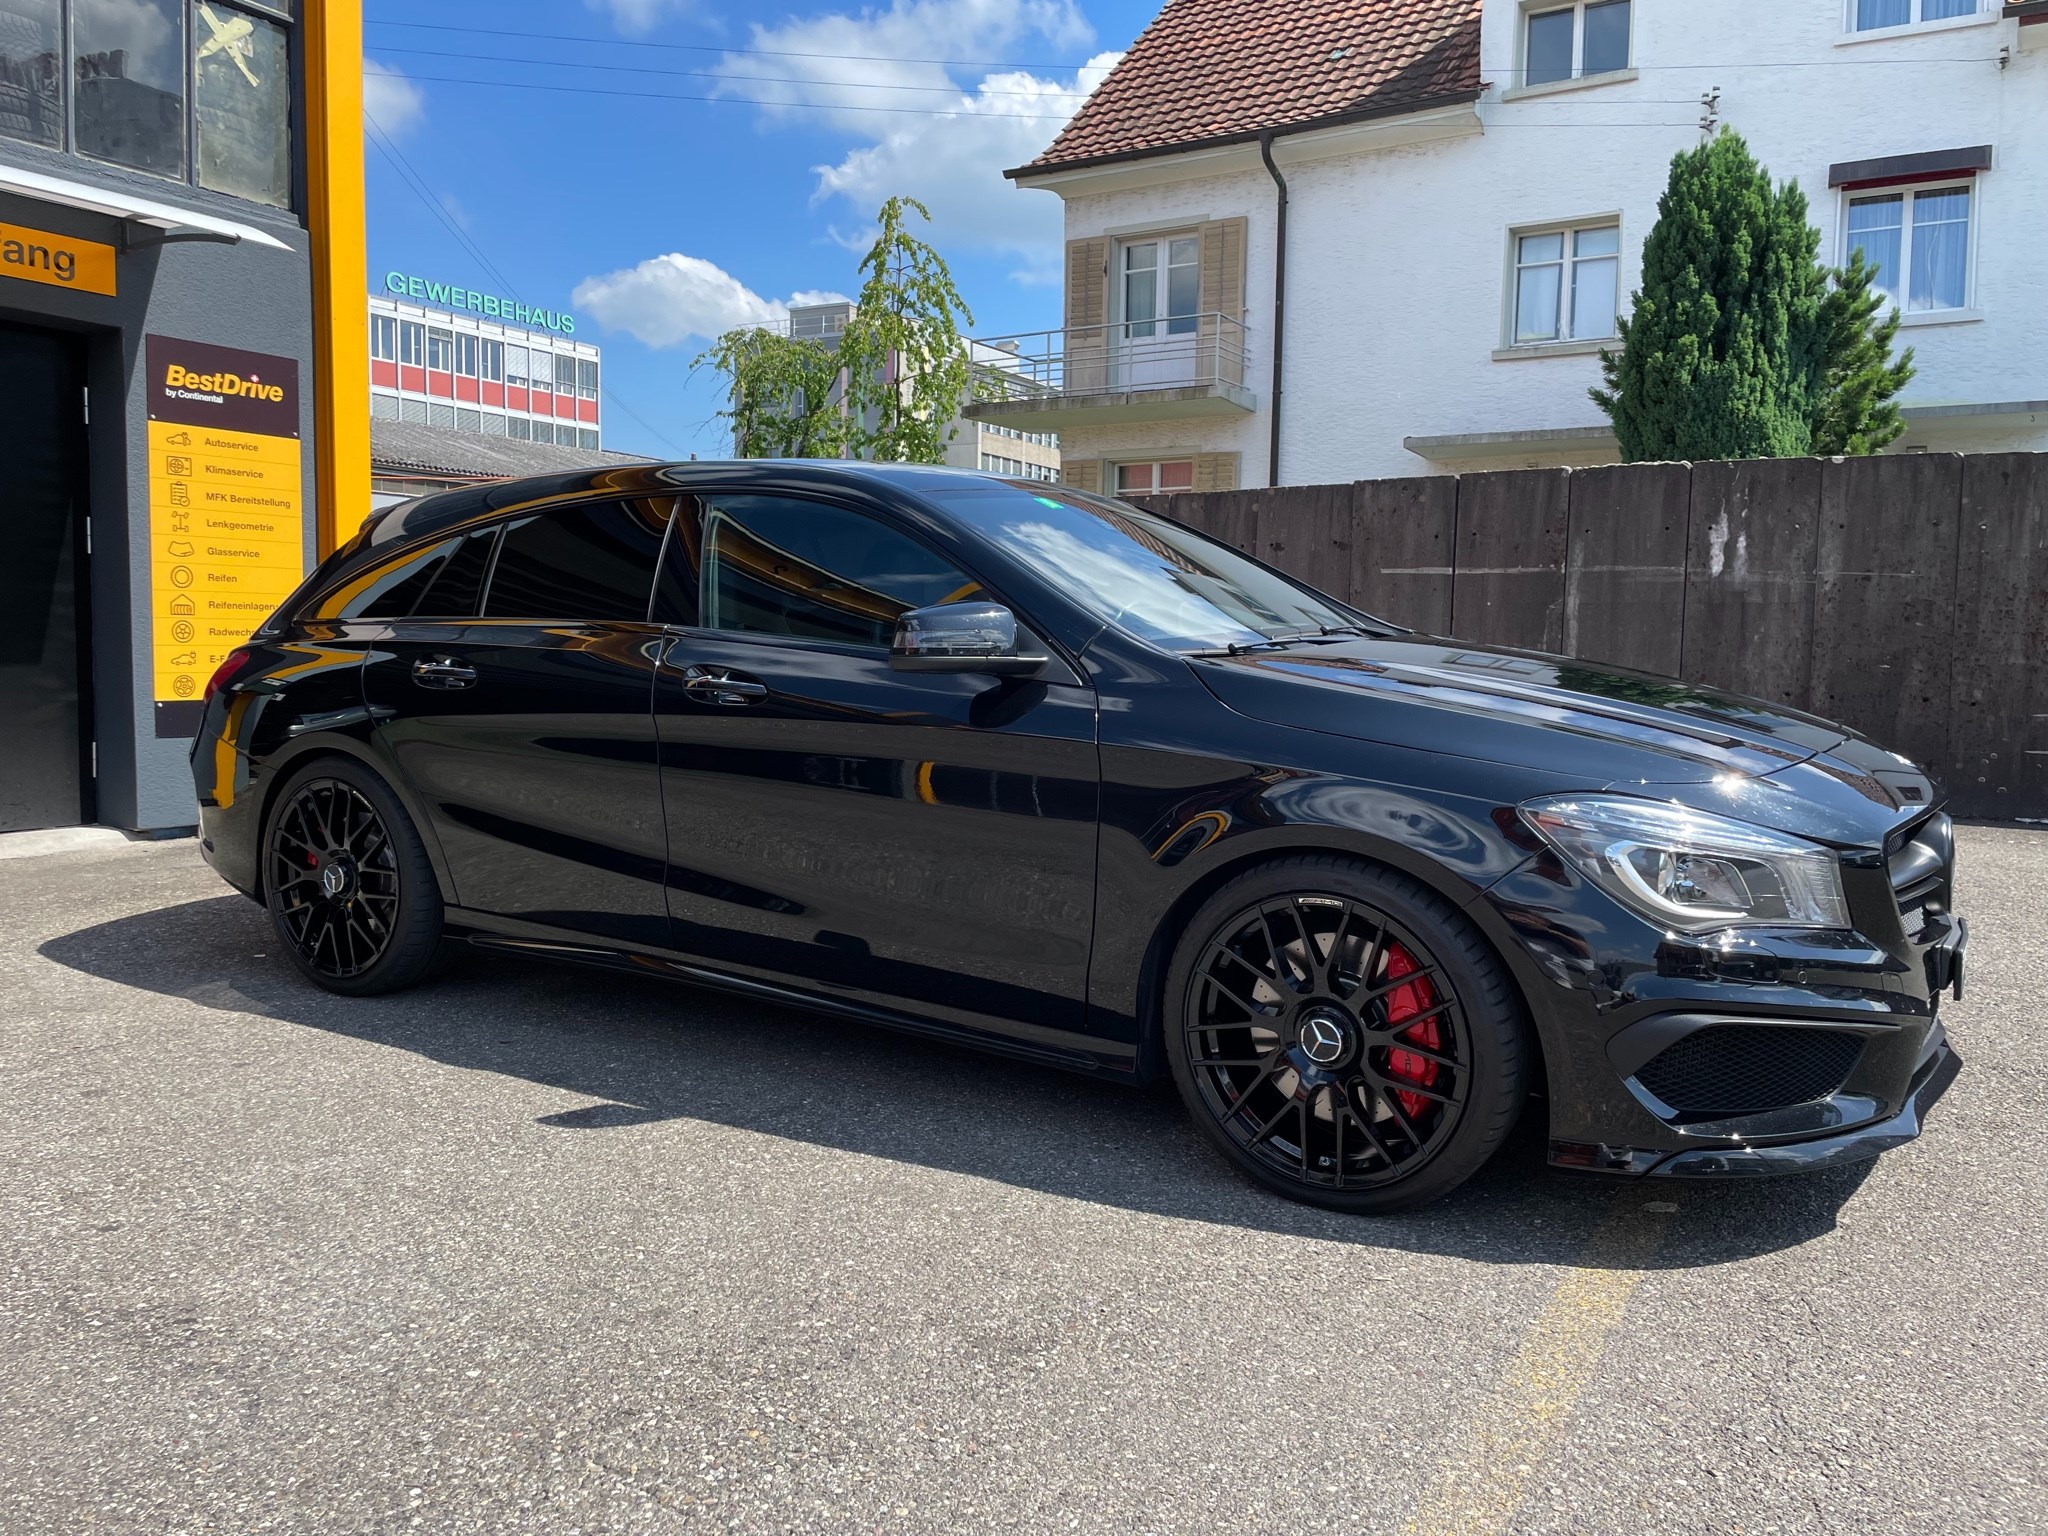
1128, 830, 1550, 1103
249, 733, 458, 907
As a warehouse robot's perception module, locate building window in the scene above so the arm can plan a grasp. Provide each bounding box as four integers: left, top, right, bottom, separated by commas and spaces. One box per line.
505, 345, 528, 387
1852, 0, 1978, 29
1523, 0, 1631, 87
507, 417, 532, 441
577, 358, 598, 399
1121, 236, 1199, 338
193, 3, 291, 208
74, 0, 187, 177
1846, 182, 1972, 312
398, 320, 424, 367
578, 428, 599, 449
0, 0, 63, 148
370, 313, 397, 361
6, 0, 295, 204
528, 352, 550, 391
480, 338, 503, 383
1511, 221, 1621, 344
454, 333, 479, 377
426, 327, 453, 372
554, 354, 577, 395
1115, 461, 1195, 495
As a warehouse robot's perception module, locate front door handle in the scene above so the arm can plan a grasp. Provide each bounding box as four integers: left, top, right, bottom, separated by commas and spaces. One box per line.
411, 655, 477, 689
681, 667, 768, 706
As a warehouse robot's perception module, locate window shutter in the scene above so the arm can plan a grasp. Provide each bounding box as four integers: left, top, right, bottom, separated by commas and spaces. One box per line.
1192, 452, 1239, 493
1196, 218, 1248, 386
1196, 218, 1248, 320
1061, 458, 1103, 493
1064, 237, 1110, 394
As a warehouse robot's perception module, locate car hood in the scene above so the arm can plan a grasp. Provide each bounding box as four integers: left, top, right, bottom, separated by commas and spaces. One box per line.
1192, 635, 1938, 845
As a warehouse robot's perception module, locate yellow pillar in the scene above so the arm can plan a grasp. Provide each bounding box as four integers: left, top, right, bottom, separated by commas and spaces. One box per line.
303, 0, 369, 558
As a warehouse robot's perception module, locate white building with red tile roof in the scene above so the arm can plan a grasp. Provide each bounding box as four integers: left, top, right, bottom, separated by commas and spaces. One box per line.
968, 0, 2048, 491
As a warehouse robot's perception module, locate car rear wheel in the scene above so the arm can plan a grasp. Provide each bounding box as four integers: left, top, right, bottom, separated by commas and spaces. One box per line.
1164, 856, 1527, 1213
263, 758, 445, 996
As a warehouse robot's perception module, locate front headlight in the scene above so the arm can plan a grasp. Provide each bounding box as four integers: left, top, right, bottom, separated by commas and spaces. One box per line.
1520, 796, 1850, 933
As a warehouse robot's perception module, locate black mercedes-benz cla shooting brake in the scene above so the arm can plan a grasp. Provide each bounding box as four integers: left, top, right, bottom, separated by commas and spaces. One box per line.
191, 462, 1965, 1211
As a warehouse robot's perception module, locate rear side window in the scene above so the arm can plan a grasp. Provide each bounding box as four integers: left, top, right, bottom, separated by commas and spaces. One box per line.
482, 498, 675, 622
306, 537, 457, 622
415, 524, 499, 618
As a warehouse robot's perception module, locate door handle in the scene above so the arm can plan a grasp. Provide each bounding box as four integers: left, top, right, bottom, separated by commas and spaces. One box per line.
681, 667, 768, 706
411, 655, 477, 689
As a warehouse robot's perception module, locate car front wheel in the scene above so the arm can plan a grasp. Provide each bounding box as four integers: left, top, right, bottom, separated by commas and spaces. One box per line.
1164, 856, 1528, 1213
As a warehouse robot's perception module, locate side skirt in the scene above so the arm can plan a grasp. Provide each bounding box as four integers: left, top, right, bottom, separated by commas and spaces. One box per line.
445, 910, 1123, 1079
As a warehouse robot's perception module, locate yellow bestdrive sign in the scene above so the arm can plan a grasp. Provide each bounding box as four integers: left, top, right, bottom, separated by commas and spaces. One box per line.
146, 335, 305, 737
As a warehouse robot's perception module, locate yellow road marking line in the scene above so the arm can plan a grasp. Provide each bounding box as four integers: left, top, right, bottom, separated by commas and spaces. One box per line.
1404, 1196, 1677, 1536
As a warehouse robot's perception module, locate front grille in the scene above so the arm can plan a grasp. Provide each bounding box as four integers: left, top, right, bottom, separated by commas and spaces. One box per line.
1635, 1025, 1865, 1116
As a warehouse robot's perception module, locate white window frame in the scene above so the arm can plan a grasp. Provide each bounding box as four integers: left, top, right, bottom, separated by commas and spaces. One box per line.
398, 320, 424, 368
1515, 0, 1633, 92
1501, 215, 1624, 353
1113, 459, 1197, 495
1843, 0, 1985, 36
1838, 176, 1979, 320
1116, 232, 1202, 339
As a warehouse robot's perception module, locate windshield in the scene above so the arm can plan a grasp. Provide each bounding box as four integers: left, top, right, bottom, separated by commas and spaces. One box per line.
917, 483, 1379, 653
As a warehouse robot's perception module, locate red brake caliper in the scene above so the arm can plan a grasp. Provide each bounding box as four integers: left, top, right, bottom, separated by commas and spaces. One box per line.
1381, 943, 1443, 1121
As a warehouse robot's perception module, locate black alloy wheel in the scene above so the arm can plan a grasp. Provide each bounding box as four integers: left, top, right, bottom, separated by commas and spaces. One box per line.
1165, 857, 1526, 1212
264, 759, 445, 995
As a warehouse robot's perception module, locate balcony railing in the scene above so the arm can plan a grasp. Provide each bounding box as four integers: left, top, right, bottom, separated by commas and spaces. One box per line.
968, 314, 1254, 419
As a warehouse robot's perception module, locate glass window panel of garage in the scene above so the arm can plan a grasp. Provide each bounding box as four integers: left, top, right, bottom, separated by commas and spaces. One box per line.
22, 0, 297, 207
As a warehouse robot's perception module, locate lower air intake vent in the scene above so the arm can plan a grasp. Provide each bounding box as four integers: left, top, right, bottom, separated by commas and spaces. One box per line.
1635, 1026, 1864, 1116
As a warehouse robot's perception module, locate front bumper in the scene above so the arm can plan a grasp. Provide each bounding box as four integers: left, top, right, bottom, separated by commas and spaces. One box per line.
1646, 1026, 1959, 1177
1484, 808, 1968, 1181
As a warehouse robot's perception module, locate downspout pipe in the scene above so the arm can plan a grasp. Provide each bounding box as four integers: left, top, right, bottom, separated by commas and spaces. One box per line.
1257, 131, 1288, 488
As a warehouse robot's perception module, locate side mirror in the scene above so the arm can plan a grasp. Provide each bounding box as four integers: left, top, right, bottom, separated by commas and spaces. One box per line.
890, 601, 1045, 677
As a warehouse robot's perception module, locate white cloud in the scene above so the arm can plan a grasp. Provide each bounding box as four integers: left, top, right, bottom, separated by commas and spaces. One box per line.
571, 254, 849, 349
585, 0, 695, 34
714, 2, 1119, 276
363, 58, 425, 139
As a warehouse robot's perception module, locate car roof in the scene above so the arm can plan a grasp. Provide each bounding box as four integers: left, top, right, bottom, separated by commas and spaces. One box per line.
365, 459, 1019, 550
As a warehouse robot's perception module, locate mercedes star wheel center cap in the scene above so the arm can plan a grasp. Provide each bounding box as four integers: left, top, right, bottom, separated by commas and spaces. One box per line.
320, 862, 349, 899
1298, 1011, 1349, 1065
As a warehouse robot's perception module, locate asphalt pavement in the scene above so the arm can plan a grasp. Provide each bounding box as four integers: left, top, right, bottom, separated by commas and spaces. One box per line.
1, 826, 2043, 1535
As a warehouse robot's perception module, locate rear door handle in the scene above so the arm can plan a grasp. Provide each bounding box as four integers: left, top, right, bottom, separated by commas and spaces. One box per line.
411, 655, 477, 689
681, 667, 768, 706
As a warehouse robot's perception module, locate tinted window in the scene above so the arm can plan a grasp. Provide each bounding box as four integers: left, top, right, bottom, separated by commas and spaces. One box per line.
918, 484, 1371, 653
318, 537, 458, 621
414, 525, 499, 618
483, 498, 674, 622
74, 0, 185, 178
193, 2, 292, 207
699, 495, 980, 649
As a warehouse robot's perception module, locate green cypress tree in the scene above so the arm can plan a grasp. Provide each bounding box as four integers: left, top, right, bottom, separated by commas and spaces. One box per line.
1593, 130, 1827, 462
1810, 249, 1916, 456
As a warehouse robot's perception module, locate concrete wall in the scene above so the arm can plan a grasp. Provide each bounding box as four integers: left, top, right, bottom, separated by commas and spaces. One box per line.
1049, 0, 2048, 485
0, 142, 314, 830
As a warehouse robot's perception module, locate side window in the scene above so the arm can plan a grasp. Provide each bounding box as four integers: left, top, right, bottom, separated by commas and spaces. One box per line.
482, 498, 677, 623
698, 495, 982, 649
414, 525, 500, 619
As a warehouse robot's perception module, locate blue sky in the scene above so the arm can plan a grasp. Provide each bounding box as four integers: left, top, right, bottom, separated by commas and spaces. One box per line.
362, 0, 1160, 458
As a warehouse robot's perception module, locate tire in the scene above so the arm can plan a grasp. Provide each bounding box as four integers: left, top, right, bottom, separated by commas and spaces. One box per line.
1163, 855, 1527, 1214
262, 757, 446, 996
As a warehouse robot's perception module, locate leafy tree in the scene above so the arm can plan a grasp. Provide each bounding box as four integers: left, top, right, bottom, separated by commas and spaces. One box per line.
692, 324, 847, 460
1811, 249, 1915, 456
838, 196, 976, 464
1592, 130, 1912, 462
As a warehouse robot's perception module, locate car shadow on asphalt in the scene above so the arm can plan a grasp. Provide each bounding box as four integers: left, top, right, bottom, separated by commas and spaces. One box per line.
40, 894, 1879, 1272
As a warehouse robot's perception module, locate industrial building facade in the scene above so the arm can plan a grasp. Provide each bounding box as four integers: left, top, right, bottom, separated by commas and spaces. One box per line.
368, 289, 603, 449
0, 0, 365, 834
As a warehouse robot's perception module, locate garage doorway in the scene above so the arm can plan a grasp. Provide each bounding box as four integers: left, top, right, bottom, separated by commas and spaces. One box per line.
0, 321, 91, 831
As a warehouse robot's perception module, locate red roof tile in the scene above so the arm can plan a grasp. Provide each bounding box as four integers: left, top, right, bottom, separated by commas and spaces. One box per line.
1015, 0, 1483, 175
